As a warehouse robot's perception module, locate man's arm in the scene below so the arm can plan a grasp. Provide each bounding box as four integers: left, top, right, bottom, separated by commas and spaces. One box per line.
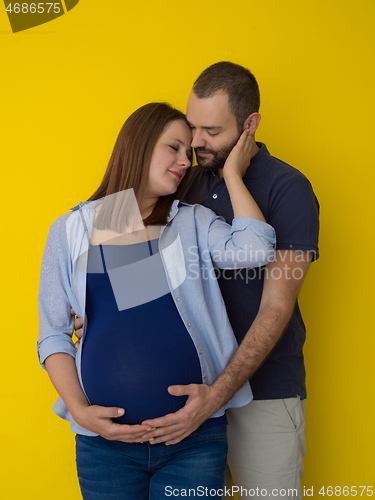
141, 250, 312, 444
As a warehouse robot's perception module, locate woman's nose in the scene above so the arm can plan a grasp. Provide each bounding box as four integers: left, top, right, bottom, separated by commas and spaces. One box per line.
179, 154, 191, 168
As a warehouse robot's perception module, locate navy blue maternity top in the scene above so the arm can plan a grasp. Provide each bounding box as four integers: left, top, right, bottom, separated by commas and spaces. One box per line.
81, 238, 203, 425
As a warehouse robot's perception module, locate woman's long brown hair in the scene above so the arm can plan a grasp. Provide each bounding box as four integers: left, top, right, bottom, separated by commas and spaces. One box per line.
88, 102, 193, 230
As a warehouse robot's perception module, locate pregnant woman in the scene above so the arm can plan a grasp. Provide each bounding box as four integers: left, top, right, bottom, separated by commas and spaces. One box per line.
38, 102, 275, 499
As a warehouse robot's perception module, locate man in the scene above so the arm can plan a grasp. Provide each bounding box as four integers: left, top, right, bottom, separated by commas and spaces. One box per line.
74, 62, 319, 499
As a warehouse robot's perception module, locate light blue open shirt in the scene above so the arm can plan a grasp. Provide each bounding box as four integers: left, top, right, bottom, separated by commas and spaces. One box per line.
38, 199, 276, 436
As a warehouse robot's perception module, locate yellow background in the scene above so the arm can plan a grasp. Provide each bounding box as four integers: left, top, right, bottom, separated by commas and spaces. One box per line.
1, 0, 374, 497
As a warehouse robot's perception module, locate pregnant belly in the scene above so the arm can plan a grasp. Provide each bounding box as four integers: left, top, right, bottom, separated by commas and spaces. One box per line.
81, 344, 202, 424
81, 296, 203, 424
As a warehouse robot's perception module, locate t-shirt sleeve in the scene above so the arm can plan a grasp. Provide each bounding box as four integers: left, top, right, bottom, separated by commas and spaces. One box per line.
268, 173, 320, 260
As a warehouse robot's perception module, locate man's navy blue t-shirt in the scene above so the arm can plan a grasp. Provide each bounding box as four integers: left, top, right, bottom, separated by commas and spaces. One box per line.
185, 143, 319, 400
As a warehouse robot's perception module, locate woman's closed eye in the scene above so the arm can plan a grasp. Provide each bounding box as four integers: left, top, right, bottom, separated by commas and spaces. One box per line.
169, 144, 192, 160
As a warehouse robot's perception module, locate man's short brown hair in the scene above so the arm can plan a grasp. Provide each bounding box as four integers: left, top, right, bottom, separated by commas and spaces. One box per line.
192, 61, 260, 131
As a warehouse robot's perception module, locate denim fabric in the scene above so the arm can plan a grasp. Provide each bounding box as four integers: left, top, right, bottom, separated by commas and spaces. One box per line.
76, 425, 228, 499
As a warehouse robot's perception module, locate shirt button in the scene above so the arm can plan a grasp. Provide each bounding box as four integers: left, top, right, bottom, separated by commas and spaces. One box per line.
176, 298, 180, 302
187, 323, 191, 327
199, 350, 203, 355
169, 270, 173, 274
212, 193, 218, 199
203, 377, 208, 382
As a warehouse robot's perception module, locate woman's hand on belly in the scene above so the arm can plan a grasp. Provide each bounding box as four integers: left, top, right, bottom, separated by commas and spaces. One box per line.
73, 404, 154, 442
45, 353, 154, 442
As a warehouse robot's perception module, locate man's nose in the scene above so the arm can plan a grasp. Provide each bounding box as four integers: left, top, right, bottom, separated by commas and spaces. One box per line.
191, 130, 205, 148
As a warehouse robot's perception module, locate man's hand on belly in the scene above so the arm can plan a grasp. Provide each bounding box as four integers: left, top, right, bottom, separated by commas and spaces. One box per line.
141, 383, 222, 445
71, 309, 83, 350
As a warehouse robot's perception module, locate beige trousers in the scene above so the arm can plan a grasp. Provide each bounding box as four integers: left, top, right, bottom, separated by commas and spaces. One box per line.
224, 398, 306, 499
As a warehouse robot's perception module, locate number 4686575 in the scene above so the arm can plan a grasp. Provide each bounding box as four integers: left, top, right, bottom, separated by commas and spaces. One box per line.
318, 486, 373, 497
6, 3, 61, 14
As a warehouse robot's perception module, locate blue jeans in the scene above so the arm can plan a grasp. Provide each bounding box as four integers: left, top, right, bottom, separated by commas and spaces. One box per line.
76, 425, 227, 499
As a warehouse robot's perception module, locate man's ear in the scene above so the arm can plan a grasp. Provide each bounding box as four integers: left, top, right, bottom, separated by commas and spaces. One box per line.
243, 112, 261, 135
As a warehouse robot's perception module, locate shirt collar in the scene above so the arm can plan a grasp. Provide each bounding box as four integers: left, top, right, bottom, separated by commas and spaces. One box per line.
70, 199, 102, 211
167, 199, 190, 223
243, 142, 271, 179
71, 199, 189, 222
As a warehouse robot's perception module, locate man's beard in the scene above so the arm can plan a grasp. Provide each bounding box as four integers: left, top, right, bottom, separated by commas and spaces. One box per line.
195, 136, 240, 172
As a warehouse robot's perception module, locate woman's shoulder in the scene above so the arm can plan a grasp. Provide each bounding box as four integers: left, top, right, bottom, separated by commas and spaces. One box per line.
176, 200, 218, 217
176, 201, 223, 225
49, 209, 79, 231
169, 203, 225, 242
47, 205, 90, 242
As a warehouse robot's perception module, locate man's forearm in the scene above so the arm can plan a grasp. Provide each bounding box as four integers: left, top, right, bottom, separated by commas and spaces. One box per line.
210, 252, 311, 409
210, 298, 293, 409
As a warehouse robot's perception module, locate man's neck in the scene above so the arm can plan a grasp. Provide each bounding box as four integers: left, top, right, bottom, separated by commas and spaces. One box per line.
216, 141, 260, 180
